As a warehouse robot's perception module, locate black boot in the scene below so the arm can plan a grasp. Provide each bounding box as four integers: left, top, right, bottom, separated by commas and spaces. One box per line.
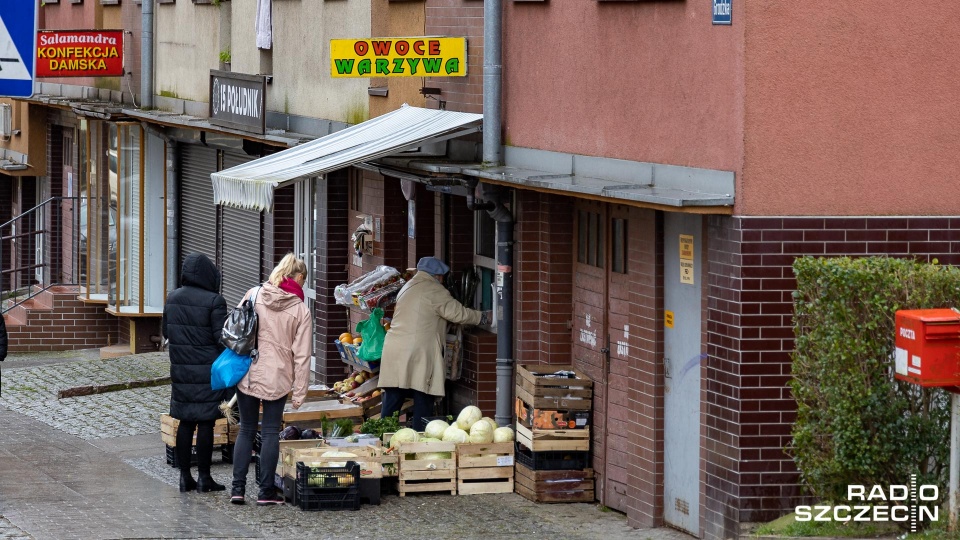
197, 473, 226, 492
179, 470, 197, 493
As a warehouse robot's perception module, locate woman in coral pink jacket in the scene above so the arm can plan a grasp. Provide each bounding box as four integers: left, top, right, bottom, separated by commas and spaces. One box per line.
230, 253, 312, 506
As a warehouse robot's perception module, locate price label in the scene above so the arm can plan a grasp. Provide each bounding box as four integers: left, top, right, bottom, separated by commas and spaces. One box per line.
497, 455, 514, 467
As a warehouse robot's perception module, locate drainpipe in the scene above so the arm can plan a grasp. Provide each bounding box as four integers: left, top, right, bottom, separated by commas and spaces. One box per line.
141, 0, 154, 109
482, 0, 501, 167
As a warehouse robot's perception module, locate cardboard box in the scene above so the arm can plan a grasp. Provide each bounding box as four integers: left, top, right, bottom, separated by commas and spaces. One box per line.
515, 398, 591, 430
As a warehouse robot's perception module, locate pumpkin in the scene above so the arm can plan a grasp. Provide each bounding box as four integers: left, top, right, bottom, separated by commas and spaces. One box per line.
339, 332, 354, 344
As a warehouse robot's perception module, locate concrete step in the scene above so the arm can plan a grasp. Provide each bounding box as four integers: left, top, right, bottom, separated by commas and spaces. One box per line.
100, 343, 133, 359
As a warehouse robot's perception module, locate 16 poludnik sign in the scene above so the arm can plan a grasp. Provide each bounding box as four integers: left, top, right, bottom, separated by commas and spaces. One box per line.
36, 30, 123, 78
330, 37, 467, 78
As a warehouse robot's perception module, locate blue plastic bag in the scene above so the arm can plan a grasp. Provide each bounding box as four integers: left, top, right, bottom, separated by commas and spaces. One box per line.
211, 348, 252, 390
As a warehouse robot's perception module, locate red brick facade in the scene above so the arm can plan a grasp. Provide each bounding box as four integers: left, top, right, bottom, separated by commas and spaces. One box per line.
6, 286, 119, 351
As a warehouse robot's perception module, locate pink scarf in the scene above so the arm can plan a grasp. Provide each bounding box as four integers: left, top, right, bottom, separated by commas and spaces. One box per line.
279, 277, 304, 302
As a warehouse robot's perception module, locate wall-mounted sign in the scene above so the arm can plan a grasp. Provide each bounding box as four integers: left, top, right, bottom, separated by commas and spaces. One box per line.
330, 37, 467, 78
36, 30, 123, 78
712, 0, 732, 25
679, 234, 694, 261
209, 70, 266, 135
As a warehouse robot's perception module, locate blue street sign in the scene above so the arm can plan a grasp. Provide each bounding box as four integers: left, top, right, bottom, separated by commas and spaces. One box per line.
713, 0, 732, 25
0, 0, 38, 98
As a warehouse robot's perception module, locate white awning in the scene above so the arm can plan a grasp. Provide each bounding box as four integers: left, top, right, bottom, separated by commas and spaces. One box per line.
211, 105, 483, 211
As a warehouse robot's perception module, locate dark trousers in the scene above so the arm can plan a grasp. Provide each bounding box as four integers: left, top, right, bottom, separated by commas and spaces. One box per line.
380, 387, 435, 432
231, 390, 287, 496
175, 419, 215, 476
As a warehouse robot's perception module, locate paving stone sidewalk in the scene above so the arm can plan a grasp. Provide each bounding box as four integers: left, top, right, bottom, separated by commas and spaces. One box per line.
0, 350, 696, 540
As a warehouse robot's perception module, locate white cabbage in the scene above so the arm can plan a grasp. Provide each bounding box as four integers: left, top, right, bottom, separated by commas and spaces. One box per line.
425, 419, 450, 440
469, 421, 495, 444
481, 417, 498, 432
441, 426, 468, 443
316, 451, 358, 468
389, 427, 420, 449
493, 427, 515, 443
456, 405, 483, 431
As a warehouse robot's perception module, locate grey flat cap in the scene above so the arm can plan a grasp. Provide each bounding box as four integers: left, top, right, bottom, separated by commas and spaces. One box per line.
416, 256, 450, 276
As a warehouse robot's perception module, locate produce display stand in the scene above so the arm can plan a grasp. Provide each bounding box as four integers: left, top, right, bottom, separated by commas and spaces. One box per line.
333, 340, 380, 373
514, 464, 595, 503
515, 424, 590, 452
515, 364, 594, 410
456, 442, 515, 495
282, 400, 364, 430
396, 440, 457, 496
513, 365, 596, 504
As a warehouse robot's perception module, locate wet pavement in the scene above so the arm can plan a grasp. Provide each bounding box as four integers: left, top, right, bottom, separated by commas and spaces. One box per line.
0, 350, 697, 540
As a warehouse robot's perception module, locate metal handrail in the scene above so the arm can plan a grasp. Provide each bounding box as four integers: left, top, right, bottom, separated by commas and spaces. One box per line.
1, 196, 80, 313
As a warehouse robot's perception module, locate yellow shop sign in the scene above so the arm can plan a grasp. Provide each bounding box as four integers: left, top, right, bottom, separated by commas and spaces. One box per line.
330, 37, 467, 78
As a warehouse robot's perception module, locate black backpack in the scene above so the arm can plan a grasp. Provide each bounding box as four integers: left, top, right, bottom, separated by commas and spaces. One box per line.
221, 286, 261, 358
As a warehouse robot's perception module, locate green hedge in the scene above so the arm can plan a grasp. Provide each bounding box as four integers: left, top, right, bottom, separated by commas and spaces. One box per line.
790, 256, 960, 505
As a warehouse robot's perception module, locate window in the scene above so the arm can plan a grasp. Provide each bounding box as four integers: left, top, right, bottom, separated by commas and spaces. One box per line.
577, 210, 604, 268
611, 218, 627, 274
349, 171, 363, 212
473, 210, 496, 313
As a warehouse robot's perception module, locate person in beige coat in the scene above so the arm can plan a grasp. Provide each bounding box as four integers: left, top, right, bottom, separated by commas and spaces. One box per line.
230, 253, 312, 506
378, 256, 490, 431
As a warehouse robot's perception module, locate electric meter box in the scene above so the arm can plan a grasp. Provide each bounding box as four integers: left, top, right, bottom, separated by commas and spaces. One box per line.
894, 309, 960, 387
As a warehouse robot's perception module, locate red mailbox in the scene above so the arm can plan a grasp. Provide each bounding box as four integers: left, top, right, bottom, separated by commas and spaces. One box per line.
894, 309, 960, 386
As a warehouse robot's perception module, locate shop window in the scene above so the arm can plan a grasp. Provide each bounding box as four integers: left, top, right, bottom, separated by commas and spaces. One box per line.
79, 120, 166, 314
612, 218, 627, 274
79, 121, 116, 300
577, 210, 604, 268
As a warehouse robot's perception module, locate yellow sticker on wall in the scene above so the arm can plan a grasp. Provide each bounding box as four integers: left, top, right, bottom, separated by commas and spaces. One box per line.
679, 234, 694, 261
665, 311, 674, 328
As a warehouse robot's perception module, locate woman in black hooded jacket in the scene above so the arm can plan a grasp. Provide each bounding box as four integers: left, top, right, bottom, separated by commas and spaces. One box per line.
162, 253, 231, 493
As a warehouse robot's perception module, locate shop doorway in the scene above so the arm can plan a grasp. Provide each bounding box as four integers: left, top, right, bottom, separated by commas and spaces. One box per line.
662, 212, 702, 535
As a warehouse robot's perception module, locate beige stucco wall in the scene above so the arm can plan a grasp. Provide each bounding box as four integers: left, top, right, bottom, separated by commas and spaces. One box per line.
503, 2, 745, 177
155, 3, 221, 103
742, 2, 960, 216
369, 0, 427, 119
231, 0, 371, 124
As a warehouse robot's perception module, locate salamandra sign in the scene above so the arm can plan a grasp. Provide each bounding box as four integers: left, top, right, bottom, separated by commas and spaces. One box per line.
330, 37, 467, 78
36, 30, 124, 78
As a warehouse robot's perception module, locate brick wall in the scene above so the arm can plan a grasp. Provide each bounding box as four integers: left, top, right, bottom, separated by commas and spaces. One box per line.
424, 0, 484, 114
6, 286, 119, 351
314, 170, 351, 384
703, 215, 960, 540
514, 191, 574, 365
449, 329, 497, 414
407, 183, 436, 267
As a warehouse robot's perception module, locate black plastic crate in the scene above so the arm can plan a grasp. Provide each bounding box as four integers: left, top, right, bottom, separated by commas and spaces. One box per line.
220, 443, 235, 464
514, 441, 590, 471
165, 444, 198, 468
297, 485, 360, 511
359, 478, 380, 506
295, 461, 360, 511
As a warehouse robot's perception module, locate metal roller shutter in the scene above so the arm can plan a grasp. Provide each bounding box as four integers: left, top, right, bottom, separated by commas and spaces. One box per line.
219, 151, 262, 307
179, 145, 218, 269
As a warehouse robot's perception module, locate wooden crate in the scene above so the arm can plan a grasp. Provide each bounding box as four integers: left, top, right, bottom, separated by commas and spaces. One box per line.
160, 414, 230, 447
515, 424, 590, 452
456, 442, 515, 495
515, 364, 593, 410
514, 462, 595, 503
286, 445, 384, 479
397, 440, 457, 496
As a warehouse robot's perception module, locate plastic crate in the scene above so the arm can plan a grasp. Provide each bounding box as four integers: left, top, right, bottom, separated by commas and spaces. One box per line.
295, 461, 361, 511
359, 478, 381, 505
165, 444, 198, 468
514, 441, 589, 471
